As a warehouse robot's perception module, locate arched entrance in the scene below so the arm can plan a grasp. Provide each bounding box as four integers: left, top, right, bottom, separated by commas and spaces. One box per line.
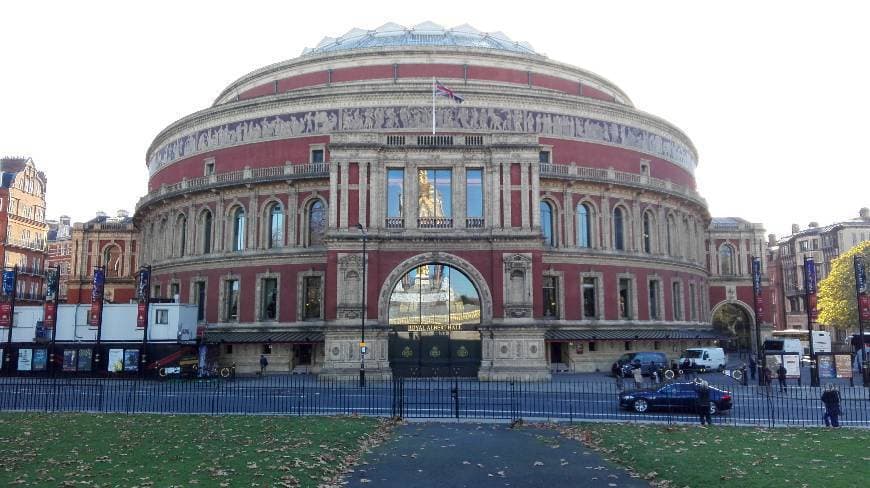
386, 262, 482, 377
712, 302, 754, 357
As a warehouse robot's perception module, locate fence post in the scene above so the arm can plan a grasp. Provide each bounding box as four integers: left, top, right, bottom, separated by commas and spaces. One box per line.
451, 379, 459, 419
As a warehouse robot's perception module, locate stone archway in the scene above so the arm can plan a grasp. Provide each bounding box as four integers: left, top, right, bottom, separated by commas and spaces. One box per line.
711, 301, 755, 356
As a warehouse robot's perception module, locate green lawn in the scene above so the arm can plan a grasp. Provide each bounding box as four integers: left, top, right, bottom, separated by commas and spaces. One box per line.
0, 413, 385, 487
559, 424, 870, 488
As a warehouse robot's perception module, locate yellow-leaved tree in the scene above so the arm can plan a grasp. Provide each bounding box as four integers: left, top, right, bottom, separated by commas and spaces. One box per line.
817, 241, 870, 329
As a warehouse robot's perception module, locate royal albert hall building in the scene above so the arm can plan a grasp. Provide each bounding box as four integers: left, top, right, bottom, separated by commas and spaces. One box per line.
135, 23, 769, 379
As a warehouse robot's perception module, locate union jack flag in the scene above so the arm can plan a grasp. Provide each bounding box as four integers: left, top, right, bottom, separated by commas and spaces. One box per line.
434, 80, 464, 103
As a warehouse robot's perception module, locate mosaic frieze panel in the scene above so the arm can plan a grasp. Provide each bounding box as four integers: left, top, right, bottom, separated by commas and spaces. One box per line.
149, 106, 695, 175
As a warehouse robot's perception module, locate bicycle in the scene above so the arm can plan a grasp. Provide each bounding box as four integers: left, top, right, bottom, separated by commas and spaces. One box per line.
194, 363, 235, 379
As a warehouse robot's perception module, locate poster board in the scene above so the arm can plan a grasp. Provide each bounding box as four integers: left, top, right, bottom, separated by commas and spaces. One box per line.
108, 348, 125, 373
63, 349, 77, 372
123, 350, 140, 372
817, 355, 836, 379
765, 354, 801, 378
77, 349, 92, 371
32, 349, 48, 371
17, 349, 33, 371
835, 354, 853, 379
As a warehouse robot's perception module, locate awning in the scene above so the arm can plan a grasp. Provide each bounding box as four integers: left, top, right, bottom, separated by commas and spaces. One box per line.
545, 329, 728, 342
204, 331, 325, 344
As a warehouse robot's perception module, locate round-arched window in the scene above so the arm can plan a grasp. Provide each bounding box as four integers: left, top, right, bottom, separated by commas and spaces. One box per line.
308, 200, 326, 246
613, 207, 625, 250
540, 201, 555, 247
389, 264, 480, 330
267, 203, 284, 248
232, 207, 245, 251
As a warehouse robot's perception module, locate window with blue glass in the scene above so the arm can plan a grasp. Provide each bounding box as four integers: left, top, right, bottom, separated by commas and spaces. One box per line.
418, 169, 452, 220
577, 203, 591, 248
541, 201, 555, 247
613, 207, 625, 250
466, 169, 484, 227
386, 169, 404, 219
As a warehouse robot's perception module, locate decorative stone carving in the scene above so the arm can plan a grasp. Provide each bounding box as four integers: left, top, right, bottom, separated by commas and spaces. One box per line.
150, 106, 696, 176
336, 253, 365, 319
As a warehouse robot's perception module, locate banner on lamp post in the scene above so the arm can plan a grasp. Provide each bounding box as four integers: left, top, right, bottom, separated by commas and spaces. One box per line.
89, 268, 105, 327
0, 270, 16, 328
804, 257, 818, 321
136, 266, 151, 329
43, 268, 59, 329
859, 294, 870, 322
855, 256, 866, 295
751, 257, 764, 318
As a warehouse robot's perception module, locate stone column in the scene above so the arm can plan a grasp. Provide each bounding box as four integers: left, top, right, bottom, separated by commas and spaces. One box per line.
359, 162, 368, 228
563, 188, 573, 247
287, 184, 298, 247
530, 161, 540, 230
407, 162, 418, 229
487, 164, 500, 228
455, 163, 466, 227
502, 162, 512, 228
339, 163, 349, 230
215, 198, 225, 252
328, 161, 339, 228
600, 196, 610, 249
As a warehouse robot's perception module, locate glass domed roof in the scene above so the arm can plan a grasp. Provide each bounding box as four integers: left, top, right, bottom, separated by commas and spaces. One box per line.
302, 22, 538, 57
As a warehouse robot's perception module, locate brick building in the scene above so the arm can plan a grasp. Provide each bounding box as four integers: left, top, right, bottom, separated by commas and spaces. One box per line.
768, 208, 870, 341
46, 215, 72, 301
0, 157, 49, 304
134, 22, 767, 377
67, 211, 138, 305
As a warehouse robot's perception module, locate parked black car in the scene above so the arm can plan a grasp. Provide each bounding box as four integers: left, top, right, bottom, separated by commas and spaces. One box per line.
613, 352, 668, 377
619, 382, 733, 415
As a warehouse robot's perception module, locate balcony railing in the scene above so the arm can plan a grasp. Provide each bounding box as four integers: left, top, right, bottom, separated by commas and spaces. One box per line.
6, 237, 47, 251
418, 218, 453, 229
385, 218, 404, 229
465, 218, 485, 228
540, 163, 706, 206
138, 161, 329, 210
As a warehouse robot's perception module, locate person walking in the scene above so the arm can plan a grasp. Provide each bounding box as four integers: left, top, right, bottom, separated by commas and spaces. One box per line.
259, 354, 269, 375
777, 363, 787, 393
695, 379, 713, 426
820, 384, 841, 427
650, 362, 660, 384
762, 366, 773, 389
612, 362, 624, 391
749, 356, 757, 381
632, 361, 643, 389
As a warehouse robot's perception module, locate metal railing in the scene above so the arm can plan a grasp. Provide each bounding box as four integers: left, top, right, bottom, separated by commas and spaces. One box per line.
1, 376, 867, 428
138, 162, 329, 210
540, 163, 706, 206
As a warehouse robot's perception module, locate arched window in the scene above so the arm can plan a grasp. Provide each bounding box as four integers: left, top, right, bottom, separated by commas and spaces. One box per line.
719, 244, 736, 275
541, 201, 555, 247
613, 206, 625, 251
577, 203, 591, 248
177, 215, 187, 257
232, 207, 245, 251
666, 214, 677, 256
642, 211, 653, 254
307, 200, 326, 246
201, 211, 212, 254
103, 245, 122, 278
267, 203, 284, 248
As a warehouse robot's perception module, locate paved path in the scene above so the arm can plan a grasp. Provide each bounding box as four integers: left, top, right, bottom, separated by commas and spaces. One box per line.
341, 422, 649, 488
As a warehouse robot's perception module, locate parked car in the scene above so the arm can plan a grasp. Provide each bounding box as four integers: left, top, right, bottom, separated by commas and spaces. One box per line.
678, 347, 727, 372
613, 352, 668, 377
619, 382, 733, 415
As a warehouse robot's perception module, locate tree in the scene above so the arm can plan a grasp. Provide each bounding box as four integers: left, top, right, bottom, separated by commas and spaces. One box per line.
817, 241, 870, 329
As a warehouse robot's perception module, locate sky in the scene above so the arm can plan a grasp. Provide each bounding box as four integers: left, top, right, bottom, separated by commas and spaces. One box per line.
1, 0, 868, 238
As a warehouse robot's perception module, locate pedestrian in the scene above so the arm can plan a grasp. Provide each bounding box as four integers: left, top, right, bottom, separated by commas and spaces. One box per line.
749, 356, 757, 381
259, 354, 269, 375
612, 362, 624, 391
632, 361, 643, 389
820, 384, 841, 427
777, 363, 787, 392
670, 360, 680, 379
650, 362, 660, 384
695, 379, 713, 426
762, 366, 773, 387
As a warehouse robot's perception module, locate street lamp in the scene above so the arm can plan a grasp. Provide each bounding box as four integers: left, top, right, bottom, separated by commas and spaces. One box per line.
356, 223, 367, 388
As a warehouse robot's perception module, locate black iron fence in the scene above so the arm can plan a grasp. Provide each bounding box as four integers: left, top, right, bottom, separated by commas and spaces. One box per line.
0, 375, 868, 428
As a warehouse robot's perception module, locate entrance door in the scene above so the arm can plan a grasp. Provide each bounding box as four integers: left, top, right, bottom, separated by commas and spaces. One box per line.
293, 344, 313, 366
389, 332, 481, 377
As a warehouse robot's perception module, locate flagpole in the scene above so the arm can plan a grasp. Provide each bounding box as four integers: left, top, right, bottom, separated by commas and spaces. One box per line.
432, 77, 436, 135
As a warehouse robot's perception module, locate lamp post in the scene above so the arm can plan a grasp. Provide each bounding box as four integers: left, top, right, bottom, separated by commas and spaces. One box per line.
751, 257, 766, 385
356, 223, 367, 388
803, 256, 819, 387
854, 256, 868, 386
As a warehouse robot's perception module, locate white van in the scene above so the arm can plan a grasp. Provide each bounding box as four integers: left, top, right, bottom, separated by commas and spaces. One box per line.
678, 347, 727, 371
